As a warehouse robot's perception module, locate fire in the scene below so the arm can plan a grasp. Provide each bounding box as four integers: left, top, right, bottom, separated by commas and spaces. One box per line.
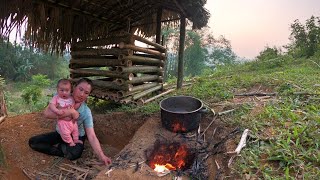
172, 121, 187, 132
148, 142, 189, 173
154, 163, 174, 172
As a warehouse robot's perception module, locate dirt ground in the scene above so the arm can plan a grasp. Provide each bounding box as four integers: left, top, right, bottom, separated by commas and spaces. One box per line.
0, 88, 272, 179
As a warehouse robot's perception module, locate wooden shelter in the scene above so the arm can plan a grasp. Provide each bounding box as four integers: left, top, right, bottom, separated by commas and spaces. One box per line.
0, 0, 210, 104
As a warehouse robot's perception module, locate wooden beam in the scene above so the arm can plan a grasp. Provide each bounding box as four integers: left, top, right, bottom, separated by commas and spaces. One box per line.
177, 17, 186, 89
133, 35, 166, 53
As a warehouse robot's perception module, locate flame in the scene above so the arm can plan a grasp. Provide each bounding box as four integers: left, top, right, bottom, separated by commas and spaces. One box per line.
175, 145, 188, 168
172, 121, 187, 132
149, 143, 189, 173
154, 163, 174, 172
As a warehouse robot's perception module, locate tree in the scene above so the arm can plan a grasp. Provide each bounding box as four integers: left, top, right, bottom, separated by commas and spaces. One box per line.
184, 31, 207, 76
161, 27, 237, 79
256, 46, 280, 61
287, 16, 320, 58
0, 37, 69, 82
205, 35, 237, 67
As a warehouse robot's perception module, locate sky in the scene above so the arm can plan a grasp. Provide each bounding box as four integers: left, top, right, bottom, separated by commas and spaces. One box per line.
204, 0, 320, 59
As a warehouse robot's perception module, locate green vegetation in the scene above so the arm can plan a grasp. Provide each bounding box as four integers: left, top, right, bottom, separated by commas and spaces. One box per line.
102, 16, 320, 179
110, 56, 318, 179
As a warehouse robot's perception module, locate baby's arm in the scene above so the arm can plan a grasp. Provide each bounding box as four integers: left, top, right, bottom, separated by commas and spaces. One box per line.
48, 102, 64, 115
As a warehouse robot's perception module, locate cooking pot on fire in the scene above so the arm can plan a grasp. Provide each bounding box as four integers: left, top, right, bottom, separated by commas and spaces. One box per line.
160, 96, 206, 133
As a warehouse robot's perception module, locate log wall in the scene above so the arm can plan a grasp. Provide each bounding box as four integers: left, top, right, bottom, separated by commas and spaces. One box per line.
70, 33, 166, 105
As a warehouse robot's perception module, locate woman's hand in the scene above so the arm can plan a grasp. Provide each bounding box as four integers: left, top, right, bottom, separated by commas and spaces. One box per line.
43, 106, 79, 120
100, 155, 112, 165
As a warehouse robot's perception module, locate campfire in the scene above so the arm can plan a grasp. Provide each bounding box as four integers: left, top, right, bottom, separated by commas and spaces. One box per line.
147, 140, 195, 175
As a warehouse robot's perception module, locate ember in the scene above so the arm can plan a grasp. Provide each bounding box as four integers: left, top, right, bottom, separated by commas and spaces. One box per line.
147, 141, 194, 173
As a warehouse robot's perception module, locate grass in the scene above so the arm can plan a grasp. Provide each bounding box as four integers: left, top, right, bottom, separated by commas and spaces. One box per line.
110, 56, 319, 179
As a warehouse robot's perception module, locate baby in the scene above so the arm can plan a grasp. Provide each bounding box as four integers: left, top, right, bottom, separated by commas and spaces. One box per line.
49, 79, 81, 146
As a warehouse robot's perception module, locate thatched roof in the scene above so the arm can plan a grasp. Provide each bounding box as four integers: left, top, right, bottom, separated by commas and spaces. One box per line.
0, 0, 210, 53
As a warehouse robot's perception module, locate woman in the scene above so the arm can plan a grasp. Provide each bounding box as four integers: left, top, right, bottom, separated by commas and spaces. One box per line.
28, 78, 112, 165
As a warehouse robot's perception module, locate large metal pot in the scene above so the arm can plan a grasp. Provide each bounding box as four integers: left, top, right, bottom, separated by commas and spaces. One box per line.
160, 96, 204, 133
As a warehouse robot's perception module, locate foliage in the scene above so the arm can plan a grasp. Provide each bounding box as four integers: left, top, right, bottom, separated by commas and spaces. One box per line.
20, 74, 51, 111
206, 35, 237, 67
256, 46, 281, 61
184, 31, 207, 76
0, 38, 70, 82
286, 16, 320, 58
162, 27, 237, 80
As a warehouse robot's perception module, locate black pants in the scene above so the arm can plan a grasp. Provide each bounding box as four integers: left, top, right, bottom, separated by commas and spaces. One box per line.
28, 131, 85, 160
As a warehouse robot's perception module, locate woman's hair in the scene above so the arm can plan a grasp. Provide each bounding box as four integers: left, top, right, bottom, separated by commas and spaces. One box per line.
74, 78, 93, 92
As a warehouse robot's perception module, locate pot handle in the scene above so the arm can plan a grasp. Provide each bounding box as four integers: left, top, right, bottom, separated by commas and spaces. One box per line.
199, 104, 215, 115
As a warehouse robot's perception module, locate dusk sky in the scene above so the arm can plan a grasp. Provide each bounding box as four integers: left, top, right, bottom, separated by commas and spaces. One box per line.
205, 0, 320, 59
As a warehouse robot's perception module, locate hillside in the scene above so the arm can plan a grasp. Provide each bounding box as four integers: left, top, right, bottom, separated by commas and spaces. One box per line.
0, 57, 319, 179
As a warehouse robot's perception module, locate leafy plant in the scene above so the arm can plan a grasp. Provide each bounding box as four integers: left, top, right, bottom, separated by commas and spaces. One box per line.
21, 74, 51, 110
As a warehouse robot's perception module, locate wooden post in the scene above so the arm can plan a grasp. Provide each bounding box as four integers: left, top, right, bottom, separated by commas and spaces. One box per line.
177, 17, 186, 89
156, 8, 162, 44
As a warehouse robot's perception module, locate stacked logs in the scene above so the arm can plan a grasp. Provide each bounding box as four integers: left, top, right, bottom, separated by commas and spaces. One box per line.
70, 34, 166, 105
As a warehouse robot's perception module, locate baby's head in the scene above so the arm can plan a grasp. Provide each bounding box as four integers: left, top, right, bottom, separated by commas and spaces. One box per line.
57, 79, 72, 99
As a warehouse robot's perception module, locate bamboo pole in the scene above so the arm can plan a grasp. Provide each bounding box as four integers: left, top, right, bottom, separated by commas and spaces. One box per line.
114, 75, 161, 85
130, 82, 159, 92
70, 58, 132, 68
133, 35, 166, 53
127, 75, 161, 84
73, 35, 134, 49
118, 55, 164, 66
117, 90, 141, 98
92, 80, 133, 91
133, 53, 166, 60
143, 88, 175, 104
119, 42, 165, 58
132, 85, 162, 100
135, 99, 145, 106
70, 69, 134, 80
120, 96, 133, 104
71, 48, 133, 57
116, 66, 162, 74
